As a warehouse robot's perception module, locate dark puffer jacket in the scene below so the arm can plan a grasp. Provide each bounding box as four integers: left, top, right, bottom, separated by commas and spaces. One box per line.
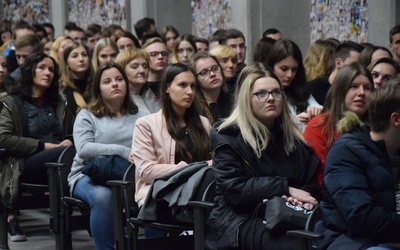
205, 123, 320, 249
317, 112, 400, 249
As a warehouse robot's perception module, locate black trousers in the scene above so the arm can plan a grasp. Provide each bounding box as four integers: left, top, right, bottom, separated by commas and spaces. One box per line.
21, 146, 67, 185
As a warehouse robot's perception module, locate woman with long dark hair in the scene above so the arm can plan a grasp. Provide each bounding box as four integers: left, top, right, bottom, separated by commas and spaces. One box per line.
266, 39, 322, 129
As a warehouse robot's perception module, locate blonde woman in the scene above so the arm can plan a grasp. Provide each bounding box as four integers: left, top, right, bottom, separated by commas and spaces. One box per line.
91, 37, 119, 72
206, 63, 320, 250
209, 45, 238, 93
59, 41, 94, 118
115, 48, 161, 113
49, 35, 73, 65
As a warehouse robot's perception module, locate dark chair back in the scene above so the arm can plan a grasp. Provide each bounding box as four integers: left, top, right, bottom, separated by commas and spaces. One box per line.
47, 145, 91, 250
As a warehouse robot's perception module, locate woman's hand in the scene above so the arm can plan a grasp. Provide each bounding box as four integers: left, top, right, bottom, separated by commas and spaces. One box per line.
283, 187, 318, 207
207, 159, 213, 166
58, 139, 73, 147
296, 112, 311, 124
128, 149, 134, 163
306, 106, 322, 119
44, 142, 58, 150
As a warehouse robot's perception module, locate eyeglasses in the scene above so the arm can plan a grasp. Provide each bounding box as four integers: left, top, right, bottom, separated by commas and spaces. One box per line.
197, 65, 221, 79
148, 51, 169, 57
252, 89, 283, 101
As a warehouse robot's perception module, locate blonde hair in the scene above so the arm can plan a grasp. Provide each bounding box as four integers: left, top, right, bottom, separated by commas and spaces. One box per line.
114, 48, 149, 69
91, 37, 118, 71
219, 64, 303, 157
209, 45, 237, 61
142, 37, 164, 49
303, 39, 338, 81
50, 35, 73, 65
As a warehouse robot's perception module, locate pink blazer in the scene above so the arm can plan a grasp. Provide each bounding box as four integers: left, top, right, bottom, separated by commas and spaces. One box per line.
132, 110, 211, 206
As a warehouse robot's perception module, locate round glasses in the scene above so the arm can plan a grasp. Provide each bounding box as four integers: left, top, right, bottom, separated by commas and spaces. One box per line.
252, 89, 283, 101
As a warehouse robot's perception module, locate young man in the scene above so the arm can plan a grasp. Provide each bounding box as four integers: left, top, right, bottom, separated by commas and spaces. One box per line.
194, 37, 209, 52
69, 26, 87, 45
389, 24, 400, 64
142, 37, 168, 99
318, 79, 400, 249
3, 21, 36, 73
209, 29, 226, 51
42, 22, 55, 40
3, 34, 41, 91
309, 41, 364, 105
134, 17, 157, 43
86, 25, 103, 55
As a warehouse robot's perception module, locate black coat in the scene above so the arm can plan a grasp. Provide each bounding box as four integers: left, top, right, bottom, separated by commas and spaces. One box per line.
205, 123, 320, 249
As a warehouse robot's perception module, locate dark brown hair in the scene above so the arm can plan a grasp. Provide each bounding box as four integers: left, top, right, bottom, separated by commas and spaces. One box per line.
89, 62, 138, 117
266, 39, 309, 113
160, 63, 210, 162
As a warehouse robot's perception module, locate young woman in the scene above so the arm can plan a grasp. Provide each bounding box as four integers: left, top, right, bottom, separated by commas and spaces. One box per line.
115, 31, 141, 52
303, 39, 338, 82
68, 62, 148, 249
209, 45, 238, 93
367, 57, 400, 88
133, 63, 211, 208
91, 37, 119, 71
358, 45, 392, 68
160, 25, 179, 54
41, 37, 54, 56
114, 48, 161, 113
205, 64, 320, 250
171, 34, 197, 65
0, 54, 8, 96
266, 39, 322, 128
303, 62, 373, 189
191, 52, 233, 124
0, 53, 73, 241
59, 42, 94, 118
50, 35, 73, 65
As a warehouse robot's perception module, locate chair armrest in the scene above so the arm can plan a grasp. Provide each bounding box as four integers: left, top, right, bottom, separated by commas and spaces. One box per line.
45, 162, 67, 169
106, 180, 131, 187
62, 197, 90, 210
187, 201, 216, 209
286, 230, 324, 240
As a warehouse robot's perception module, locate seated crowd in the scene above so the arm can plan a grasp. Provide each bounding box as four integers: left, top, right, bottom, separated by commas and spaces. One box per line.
1, 18, 400, 250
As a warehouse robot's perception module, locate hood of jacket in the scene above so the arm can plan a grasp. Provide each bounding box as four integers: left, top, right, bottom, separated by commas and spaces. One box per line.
337, 111, 364, 135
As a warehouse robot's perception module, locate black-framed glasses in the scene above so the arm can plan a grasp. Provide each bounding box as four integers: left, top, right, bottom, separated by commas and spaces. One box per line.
252, 89, 283, 101
197, 65, 221, 79
148, 51, 169, 57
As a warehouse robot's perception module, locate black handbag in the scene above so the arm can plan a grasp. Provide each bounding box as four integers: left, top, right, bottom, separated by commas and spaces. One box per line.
263, 196, 314, 234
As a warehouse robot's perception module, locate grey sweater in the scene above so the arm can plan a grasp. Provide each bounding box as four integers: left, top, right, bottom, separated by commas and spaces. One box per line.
68, 108, 149, 193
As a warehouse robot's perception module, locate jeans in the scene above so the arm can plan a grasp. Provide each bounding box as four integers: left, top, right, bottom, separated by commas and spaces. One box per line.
367, 246, 400, 250
73, 175, 114, 250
